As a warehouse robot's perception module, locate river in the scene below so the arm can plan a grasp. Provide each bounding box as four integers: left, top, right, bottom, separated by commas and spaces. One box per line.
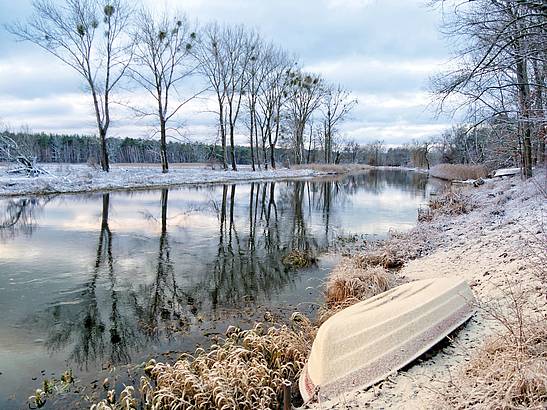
0, 169, 444, 408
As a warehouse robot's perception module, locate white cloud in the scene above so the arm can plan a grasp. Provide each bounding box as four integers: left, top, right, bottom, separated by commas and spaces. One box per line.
0, 0, 452, 146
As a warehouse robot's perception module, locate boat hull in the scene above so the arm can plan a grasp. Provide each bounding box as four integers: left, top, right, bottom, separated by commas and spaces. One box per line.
299, 277, 475, 402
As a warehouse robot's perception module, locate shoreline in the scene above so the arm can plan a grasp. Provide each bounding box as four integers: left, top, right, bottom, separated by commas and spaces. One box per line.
0, 164, 325, 197
311, 172, 546, 409
0, 163, 415, 198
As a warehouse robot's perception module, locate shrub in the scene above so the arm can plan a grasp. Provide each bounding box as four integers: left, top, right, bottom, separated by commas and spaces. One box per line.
282, 249, 316, 269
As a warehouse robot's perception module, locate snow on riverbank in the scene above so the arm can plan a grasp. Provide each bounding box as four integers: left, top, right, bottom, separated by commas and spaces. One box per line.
314, 172, 546, 409
0, 163, 324, 197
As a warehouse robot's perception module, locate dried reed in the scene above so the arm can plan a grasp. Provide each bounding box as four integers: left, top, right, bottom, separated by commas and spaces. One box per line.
92, 314, 316, 410
320, 259, 395, 323
429, 163, 489, 181
419, 189, 473, 222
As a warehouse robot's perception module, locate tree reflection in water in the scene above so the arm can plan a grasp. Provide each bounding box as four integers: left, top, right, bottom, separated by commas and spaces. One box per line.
0, 196, 51, 240
31, 194, 140, 369
132, 189, 197, 340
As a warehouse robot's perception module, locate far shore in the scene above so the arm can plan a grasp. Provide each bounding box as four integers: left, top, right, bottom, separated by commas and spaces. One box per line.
0, 162, 419, 197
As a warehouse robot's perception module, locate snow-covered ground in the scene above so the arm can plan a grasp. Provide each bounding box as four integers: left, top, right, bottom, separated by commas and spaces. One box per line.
314, 171, 546, 409
0, 163, 324, 196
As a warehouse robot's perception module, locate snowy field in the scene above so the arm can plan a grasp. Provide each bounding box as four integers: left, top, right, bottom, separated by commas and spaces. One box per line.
0, 163, 324, 197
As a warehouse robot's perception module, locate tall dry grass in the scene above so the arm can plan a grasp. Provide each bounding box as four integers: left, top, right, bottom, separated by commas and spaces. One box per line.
91, 314, 316, 410
430, 163, 489, 181
320, 258, 396, 323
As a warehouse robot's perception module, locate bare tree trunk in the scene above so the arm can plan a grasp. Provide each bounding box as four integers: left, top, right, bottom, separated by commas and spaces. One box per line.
532, 59, 546, 166
160, 118, 168, 173
255, 129, 262, 170
249, 111, 256, 171
99, 128, 110, 172
296, 121, 306, 165
219, 101, 227, 170
91, 85, 110, 172
269, 109, 280, 169
262, 130, 268, 170
307, 123, 313, 163
516, 56, 533, 178
229, 121, 237, 171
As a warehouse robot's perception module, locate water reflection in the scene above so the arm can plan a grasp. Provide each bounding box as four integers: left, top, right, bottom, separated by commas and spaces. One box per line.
0, 197, 51, 240
0, 170, 439, 408
37, 193, 140, 370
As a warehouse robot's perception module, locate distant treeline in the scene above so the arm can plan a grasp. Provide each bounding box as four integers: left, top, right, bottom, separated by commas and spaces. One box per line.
3, 129, 522, 169
0, 131, 420, 167
0, 131, 260, 165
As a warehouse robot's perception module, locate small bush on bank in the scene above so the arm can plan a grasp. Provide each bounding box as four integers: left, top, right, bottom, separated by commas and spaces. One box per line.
430, 163, 488, 181
282, 249, 316, 269
353, 249, 405, 269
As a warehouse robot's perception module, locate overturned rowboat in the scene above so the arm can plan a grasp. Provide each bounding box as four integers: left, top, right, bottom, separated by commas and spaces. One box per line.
299, 277, 475, 402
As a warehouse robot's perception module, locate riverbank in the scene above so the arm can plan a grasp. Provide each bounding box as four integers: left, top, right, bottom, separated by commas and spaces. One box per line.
314, 172, 546, 408
0, 163, 384, 197
0, 163, 326, 197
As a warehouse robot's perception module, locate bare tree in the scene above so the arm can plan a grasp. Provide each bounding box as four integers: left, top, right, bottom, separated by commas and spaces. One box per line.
431, 0, 547, 177
344, 139, 361, 163
222, 26, 259, 171
8, 0, 133, 172
286, 71, 325, 164
410, 139, 432, 169
243, 39, 270, 170
194, 23, 229, 169
194, 24, 259, 171
320, 84, 357, 164
0, 133, 51, 176
256, 47, 294, 169
129, 10, 198, 173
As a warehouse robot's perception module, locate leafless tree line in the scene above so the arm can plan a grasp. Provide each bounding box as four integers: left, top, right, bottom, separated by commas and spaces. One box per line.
430, 0, 546, 178
6, 0, 356, 174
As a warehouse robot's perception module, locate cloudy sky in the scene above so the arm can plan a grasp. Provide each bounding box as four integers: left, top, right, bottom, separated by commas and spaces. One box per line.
0, 0, 454, 146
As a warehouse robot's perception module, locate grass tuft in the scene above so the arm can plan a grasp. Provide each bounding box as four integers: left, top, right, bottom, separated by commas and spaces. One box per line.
419, 189, 474, 222
282, 249, 316, 269
321, 259, 395, 323
92, 315, 316, 410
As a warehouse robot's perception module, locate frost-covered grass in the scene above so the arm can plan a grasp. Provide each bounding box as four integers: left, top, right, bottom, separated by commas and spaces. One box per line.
0, 163, 323, 197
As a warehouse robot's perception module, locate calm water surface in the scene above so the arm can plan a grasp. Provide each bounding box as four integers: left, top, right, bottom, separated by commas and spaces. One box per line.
0, 170, 442, 408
